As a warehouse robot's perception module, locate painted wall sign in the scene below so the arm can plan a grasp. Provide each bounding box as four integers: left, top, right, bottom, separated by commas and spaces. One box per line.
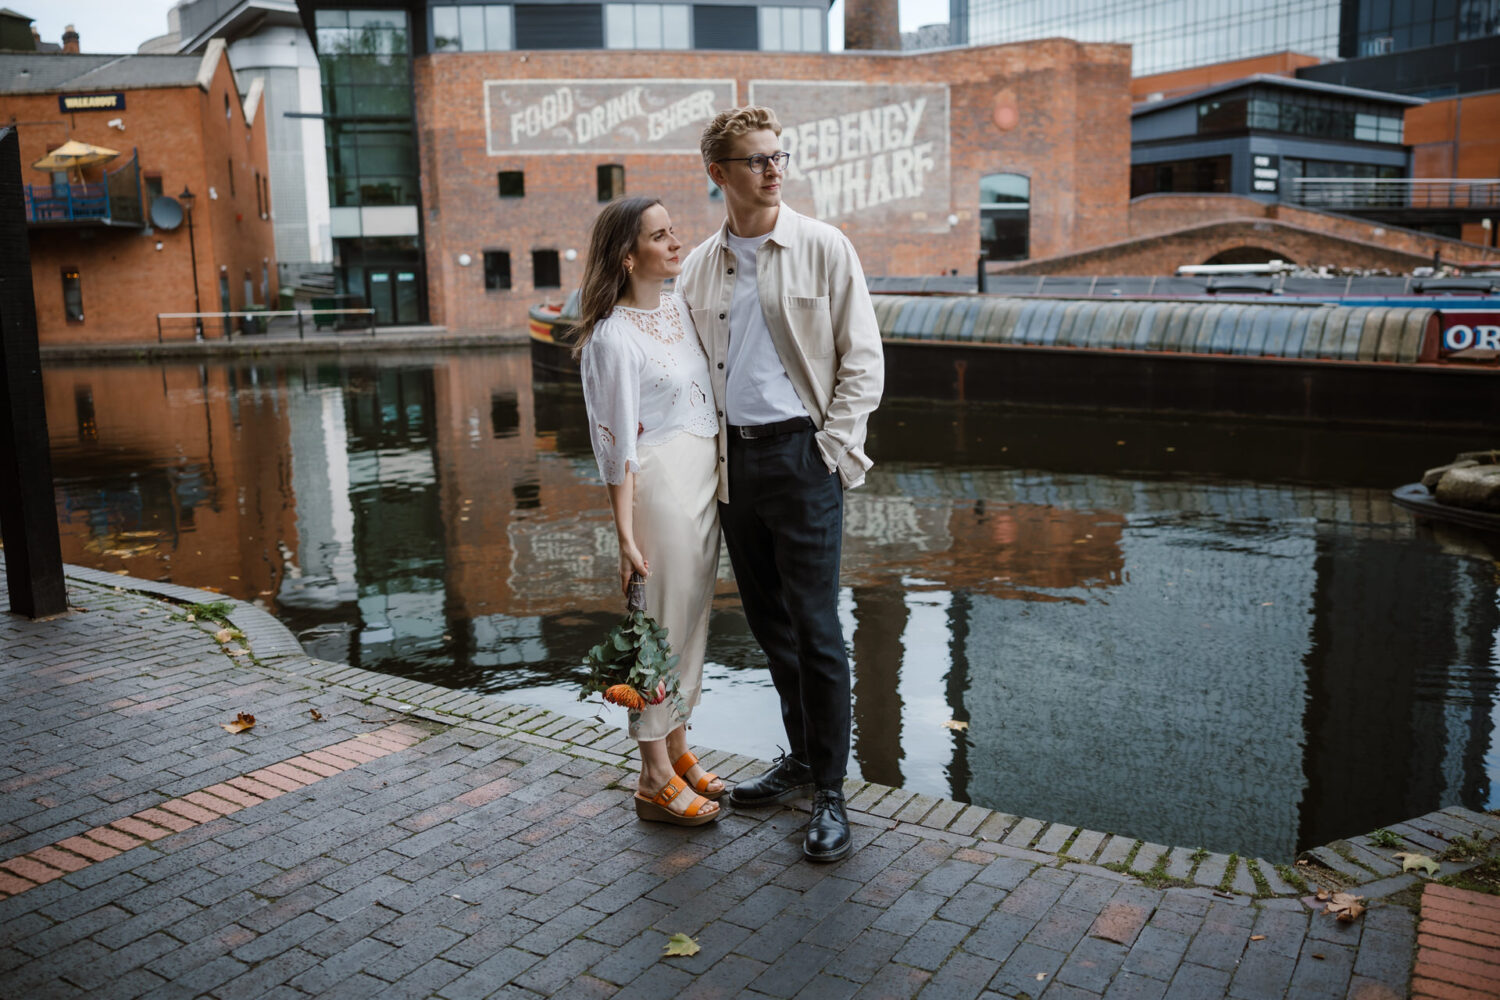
748, 81, 950, 230
485, 79, 736, 155
59, 92, 125, 112
1440, 311, 1500, 354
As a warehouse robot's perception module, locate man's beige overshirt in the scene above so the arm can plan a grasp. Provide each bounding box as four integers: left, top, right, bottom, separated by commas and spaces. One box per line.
677, 203, 885, 503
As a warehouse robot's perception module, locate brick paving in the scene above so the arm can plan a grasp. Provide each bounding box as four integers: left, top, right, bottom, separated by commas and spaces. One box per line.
1, 560, 1492, 999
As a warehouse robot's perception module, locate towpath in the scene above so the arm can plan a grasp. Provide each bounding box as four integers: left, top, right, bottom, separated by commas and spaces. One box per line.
2, 560, 1494, 1000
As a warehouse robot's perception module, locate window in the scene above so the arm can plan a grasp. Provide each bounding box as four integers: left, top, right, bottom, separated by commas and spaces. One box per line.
605, 3, 689, 47
62, 268, 83, 323
484, 250, 512, 290
434, 3, 516, 48
1199, 86, 1404, 144
498, 170, 525, 198
254, 170, 263, 216
1129, 155, 1232, 197
693, 4, 757, 49
532, 249, 561, 288
979, 173, 1029, 261
515, 4, 604, 48
758, 6, 820, 50
227, 157, 235, 196
143, 174, 164, 202
597, 164, 624, 202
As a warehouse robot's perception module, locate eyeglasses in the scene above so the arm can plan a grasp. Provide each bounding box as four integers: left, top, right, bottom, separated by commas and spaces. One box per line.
714, 151, 790, 174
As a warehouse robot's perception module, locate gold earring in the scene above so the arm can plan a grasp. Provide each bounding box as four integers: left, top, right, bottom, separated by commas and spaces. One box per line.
625, 262, 633, 275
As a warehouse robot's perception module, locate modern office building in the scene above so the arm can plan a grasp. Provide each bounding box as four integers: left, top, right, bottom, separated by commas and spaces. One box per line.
947, 0, 1500, 81
156, 0, 334, 278
1131, 75, 1417, 201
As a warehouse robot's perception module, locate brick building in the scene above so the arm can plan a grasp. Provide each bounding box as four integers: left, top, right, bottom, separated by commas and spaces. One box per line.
298, 1, 1131, 333
1, 39, 278, 344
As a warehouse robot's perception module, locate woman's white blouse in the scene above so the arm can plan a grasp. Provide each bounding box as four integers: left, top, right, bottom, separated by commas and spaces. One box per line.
579, 292, 717, 485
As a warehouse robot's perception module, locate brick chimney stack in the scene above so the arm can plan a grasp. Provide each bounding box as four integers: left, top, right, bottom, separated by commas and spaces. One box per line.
844, 0, 900, 50
62, 24, 79, 53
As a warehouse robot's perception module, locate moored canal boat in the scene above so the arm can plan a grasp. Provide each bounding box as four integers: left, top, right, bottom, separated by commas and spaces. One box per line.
529, 281, 1500, 427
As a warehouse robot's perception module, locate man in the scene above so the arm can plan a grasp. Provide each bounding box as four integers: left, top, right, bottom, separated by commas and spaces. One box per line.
678, 106, 884, 861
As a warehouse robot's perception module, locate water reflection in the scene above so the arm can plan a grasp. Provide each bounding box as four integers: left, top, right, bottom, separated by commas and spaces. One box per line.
43, 352, 1500, 860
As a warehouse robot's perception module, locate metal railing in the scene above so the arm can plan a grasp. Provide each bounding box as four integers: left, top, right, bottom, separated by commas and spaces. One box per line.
25, 181, 112, 223
155, 308, 377, 343
1285, 178, 1500, 212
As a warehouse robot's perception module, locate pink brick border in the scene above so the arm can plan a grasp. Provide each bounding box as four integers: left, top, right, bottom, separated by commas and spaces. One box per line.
0, 725, 422, 900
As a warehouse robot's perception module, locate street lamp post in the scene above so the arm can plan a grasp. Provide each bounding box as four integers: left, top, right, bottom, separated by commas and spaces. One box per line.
180, 186, 203, 341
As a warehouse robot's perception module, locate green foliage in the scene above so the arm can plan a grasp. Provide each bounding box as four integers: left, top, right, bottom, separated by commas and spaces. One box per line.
177, 601, 234, 624
579, 610, 685, 720
1368, 828, 1404, 850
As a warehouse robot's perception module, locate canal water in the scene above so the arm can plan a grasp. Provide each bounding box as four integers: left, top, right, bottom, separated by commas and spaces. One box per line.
43, 350, 1499, 861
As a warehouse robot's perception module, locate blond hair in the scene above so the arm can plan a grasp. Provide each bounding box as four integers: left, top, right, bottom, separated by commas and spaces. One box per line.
700, 106, 782, 172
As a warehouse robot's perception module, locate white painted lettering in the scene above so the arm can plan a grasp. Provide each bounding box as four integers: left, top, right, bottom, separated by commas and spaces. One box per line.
1477, 325, 1500, 350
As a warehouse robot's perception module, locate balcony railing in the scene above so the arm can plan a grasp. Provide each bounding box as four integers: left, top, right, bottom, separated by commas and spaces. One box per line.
1285, 178, 1500, 214
24, 149, 143, 227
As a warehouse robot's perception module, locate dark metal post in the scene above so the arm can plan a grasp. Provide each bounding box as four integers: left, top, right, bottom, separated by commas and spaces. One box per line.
156, 314, 162, 343
180, 187, 203, 341
297, 309, 304, 340
975, 254, 986, 294
0, 127, 67, 617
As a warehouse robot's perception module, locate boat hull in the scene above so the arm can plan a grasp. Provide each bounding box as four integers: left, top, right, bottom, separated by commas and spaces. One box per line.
1392, 482, 1500, 535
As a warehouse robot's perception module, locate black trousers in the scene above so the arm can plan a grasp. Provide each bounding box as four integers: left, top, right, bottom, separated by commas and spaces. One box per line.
720, 425, 849, 787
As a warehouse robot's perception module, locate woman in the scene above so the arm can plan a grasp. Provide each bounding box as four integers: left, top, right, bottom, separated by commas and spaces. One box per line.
577, 197, 724, 826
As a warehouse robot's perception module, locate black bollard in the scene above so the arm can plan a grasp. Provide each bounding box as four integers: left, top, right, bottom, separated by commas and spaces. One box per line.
0, 127, 67, 617
976, 254, 986, 294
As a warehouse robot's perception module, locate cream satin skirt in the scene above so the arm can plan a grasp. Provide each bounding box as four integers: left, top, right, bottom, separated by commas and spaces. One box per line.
629, 431, 720, 741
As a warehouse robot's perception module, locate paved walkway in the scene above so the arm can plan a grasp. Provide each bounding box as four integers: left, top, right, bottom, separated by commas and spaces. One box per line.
1, 562, 1494, 1000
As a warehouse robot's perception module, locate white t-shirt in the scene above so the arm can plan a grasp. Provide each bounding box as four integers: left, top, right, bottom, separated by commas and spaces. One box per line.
724, 230, 809, 426
579, 292, 717, 484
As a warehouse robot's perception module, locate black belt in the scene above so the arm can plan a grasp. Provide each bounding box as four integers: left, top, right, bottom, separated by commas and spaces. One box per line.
728, 416, 814, 440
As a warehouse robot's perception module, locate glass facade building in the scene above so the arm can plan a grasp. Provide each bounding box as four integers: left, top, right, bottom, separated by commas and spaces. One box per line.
948, 0, 1342, 75
430, 1, 824, 52
316, 8, 425, 325
947, 0, 1500, 77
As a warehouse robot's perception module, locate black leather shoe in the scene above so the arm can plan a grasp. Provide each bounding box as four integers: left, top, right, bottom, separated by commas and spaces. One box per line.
727, 751, 813, 808
804, 787, 851, 861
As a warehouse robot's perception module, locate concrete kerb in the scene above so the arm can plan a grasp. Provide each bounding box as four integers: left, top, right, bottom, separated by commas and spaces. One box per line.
43, 562, 1500, 909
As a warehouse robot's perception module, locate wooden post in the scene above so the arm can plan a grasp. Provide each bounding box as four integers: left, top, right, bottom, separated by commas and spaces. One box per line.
0, 127, 67, 617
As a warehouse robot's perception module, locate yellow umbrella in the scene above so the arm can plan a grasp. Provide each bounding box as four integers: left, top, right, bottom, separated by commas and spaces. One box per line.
33, 140, 121, 171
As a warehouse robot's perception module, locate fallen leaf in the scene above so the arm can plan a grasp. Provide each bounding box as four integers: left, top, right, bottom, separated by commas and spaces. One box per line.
1316, 888, 1330, 901
1312, 953, 1325, 960
309, 709, 324, 722
221, 712, 256, 734
942, 720, 969, 731
186, 613, 196, 622
1295, 859, 1310, 866
1394, 852, 1440, 876
214, 628, 235, 643
1250, 935, 1266, 941
662, 933, 700, 958
1035, 973, 1048, 981
1325, 892, 1366, 922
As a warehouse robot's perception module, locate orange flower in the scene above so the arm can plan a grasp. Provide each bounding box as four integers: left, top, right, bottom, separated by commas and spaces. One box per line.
603, 684, 645, 710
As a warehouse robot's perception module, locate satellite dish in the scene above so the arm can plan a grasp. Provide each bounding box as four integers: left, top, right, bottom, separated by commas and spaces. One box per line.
150, 196, 183, 230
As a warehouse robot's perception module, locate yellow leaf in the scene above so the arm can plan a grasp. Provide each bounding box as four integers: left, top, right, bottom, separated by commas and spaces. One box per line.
942, 720, 969, 731
1394, 852, 1440, 876
220, 712, 256, 734
662, 933, 700, 958
1250, 935, 1266, 941
310, 709, 324, 722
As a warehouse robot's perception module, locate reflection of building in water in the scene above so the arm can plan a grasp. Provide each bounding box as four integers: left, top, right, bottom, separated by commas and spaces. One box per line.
279, 385, 358, 616
1300, 528, 1500, 848
46, 364, 298, 600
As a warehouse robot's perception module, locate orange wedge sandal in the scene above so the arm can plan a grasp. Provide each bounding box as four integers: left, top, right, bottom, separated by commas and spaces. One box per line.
673, 751, 724, 800
635, 776, 719, 826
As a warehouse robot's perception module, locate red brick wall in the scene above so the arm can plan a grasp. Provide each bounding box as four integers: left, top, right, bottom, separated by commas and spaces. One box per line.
1130, 52, 1324, 103
1406, 92, 1500, 248
414, 39, 1133, 334
4, 52, 278, 345
994, 216, 1497, 276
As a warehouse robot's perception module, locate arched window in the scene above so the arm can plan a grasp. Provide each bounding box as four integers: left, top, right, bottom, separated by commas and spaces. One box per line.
980, 173, 1029, 261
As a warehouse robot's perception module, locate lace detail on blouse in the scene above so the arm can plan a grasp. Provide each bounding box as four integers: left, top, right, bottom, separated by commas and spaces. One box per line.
580, 294, 717, 485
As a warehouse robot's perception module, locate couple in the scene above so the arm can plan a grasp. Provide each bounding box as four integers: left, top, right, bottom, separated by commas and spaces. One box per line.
576, 106, 884, 861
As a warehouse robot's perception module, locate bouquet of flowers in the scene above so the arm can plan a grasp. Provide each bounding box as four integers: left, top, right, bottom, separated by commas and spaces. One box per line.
578, 574, 685, 720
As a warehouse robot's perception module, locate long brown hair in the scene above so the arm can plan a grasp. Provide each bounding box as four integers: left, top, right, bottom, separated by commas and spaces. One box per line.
572, 196, 661, 359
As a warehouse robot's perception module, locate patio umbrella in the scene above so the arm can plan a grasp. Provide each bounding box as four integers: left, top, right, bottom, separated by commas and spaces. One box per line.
32, 140, 120, 172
